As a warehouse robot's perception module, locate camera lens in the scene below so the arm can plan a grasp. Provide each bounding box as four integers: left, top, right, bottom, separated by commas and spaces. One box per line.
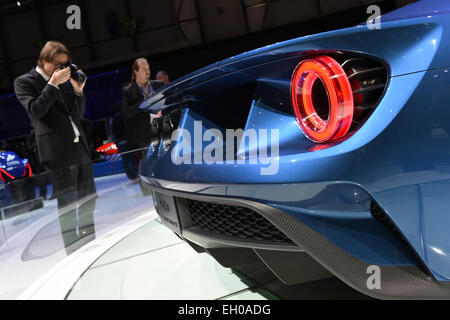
69, 63, 86, 83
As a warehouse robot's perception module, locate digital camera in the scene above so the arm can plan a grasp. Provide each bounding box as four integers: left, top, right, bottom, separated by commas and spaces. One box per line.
57, 63, 86, 83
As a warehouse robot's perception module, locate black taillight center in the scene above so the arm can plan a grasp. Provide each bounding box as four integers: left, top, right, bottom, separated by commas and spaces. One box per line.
311, 78, 330, 121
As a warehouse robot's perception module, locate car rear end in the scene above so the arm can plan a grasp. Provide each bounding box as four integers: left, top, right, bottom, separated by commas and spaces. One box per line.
139, 3, 450, 299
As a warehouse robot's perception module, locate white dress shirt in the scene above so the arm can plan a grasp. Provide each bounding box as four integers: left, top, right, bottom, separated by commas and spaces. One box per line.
36, 67, 81, 142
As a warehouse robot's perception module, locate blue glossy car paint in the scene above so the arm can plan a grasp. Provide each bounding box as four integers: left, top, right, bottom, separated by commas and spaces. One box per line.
140, 0, 450, 287
92, 158, 125, 177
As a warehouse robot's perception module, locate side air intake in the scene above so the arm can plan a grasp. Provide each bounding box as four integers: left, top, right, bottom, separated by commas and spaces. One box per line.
341, 56, 388, 131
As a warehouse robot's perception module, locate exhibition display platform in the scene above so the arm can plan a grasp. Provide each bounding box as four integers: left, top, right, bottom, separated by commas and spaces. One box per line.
0, 173, 366, 300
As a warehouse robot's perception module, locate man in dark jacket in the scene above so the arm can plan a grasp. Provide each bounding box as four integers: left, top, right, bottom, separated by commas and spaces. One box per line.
14, 41, 96, 253
122, 57, 164, 146
120, 58, 163, 183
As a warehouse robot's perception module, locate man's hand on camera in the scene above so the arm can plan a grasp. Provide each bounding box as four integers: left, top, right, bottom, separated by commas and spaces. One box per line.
70, 69, 87, 95
49, 67, 71, 87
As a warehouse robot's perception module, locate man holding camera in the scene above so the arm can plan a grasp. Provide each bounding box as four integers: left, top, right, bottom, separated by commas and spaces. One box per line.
14, 41, 96, 252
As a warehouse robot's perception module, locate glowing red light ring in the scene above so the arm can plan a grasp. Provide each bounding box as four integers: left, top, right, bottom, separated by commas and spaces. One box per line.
291, 55, 354, 143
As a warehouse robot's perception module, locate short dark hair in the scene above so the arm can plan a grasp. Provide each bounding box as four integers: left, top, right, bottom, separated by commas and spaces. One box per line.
37, 41, 71, 68
156, 70, 168, 76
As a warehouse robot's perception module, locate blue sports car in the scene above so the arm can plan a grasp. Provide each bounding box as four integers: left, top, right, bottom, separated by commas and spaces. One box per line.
139, 0, 450, 299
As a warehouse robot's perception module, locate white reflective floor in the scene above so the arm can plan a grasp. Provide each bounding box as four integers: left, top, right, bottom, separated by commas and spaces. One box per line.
67, 218, 270, 300
0, 173, 155, 299
1, 173, 367, 300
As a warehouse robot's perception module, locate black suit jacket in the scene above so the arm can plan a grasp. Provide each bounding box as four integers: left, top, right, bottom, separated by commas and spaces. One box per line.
121, 80, 164, 145
14, 68, 90, 164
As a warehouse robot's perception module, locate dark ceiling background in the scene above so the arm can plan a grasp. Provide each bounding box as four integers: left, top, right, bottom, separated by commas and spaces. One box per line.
0, 0, 416, 94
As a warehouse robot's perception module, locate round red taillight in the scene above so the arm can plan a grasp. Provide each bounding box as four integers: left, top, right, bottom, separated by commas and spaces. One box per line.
291, 55, 354, 143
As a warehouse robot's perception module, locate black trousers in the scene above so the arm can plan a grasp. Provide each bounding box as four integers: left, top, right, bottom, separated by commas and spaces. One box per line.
116, 142, 152, 196
46, 143, 97, 253
117, 142, 141, 180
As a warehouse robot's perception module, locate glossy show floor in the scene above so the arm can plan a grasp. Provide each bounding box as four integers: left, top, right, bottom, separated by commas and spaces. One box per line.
0, 173, 367, 300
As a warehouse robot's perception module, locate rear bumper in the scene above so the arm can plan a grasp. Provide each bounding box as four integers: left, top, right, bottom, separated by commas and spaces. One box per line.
141, 178, 450, 299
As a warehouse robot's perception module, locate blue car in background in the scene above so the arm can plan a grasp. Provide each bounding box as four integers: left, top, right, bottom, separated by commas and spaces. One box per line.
0, 151, 31, 184
138, 0, 450, 299
0, 151, 39, 215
